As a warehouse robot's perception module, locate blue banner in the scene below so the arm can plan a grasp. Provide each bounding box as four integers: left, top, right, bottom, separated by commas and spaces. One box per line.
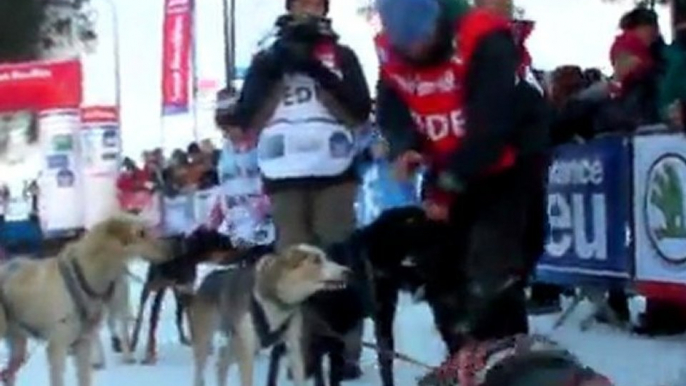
537, 135, 632, 285
356, 160, 420, 226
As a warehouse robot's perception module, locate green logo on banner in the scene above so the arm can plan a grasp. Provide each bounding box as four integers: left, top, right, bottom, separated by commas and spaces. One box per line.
646, 154, 686, 263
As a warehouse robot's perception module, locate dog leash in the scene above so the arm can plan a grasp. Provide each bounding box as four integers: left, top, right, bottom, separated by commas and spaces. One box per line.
305, 309, 436, 371
360, 341, 435, 370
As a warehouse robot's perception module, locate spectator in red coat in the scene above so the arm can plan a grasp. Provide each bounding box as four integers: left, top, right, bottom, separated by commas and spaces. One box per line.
116, 157, 151, 192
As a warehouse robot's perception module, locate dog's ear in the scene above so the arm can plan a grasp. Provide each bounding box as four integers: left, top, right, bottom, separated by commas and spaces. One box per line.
283, 244, 324, 267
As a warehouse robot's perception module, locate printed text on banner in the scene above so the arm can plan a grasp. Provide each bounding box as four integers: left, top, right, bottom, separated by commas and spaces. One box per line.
537, 135, 632, 285
161, 0, 193, 115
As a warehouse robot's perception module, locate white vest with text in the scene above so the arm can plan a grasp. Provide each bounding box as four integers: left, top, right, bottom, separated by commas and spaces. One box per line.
257, 74, 354, 179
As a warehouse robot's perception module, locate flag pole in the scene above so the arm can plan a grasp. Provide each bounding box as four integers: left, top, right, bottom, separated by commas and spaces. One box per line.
222, 0, 236, 93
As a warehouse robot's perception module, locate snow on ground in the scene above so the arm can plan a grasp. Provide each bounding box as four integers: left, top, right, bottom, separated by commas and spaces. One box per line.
7, 261, 686, 386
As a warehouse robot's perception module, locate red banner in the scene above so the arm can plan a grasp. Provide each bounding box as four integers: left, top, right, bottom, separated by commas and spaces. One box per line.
80, 105, 119, 124
0, 60, 82, 112
161, 0, 193, 115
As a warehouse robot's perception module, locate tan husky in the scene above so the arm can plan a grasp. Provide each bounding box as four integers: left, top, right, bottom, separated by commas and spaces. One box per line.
0, 213, 170, 386
189, 244, 350, 386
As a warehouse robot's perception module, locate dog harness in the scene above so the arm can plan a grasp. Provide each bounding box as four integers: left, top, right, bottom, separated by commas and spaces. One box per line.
250, 294, 293, 348
57, 258, 116, 333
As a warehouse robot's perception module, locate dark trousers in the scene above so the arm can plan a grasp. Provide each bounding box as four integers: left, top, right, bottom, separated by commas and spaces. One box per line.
426, 157, 546, 354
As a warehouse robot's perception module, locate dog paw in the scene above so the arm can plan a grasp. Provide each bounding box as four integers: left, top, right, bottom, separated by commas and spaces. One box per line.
91, 363, 105, 370
122, 356, 137, 365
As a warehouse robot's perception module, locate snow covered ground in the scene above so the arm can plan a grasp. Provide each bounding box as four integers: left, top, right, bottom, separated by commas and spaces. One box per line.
6, 261, 686, 386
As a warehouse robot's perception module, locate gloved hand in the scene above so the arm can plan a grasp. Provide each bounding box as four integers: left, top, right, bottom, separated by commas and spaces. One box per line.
393, 150, 423, 182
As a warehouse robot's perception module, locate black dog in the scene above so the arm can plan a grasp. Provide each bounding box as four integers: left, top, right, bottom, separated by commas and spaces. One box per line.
266, 206, 446, 386
359, 207, 448, 386
130, 227, 239, 364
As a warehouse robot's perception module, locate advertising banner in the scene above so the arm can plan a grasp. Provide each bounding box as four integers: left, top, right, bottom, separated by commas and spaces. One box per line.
633, 132, 686, 285
161, 0, 193, 115
537, 135, 632, 285
38, 109, 84, 232
80, 106, 119, 174
0, 60, 82, 111
80, 106, 120, 228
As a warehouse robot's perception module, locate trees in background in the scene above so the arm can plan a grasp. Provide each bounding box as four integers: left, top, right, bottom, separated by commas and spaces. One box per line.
0, 0, 97, 63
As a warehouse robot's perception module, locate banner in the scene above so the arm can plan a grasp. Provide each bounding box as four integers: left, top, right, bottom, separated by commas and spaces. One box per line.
356, 160, 420, 226
161, 0, 193, 115
633, 132, 686, 285
38, 109, 84, 232
0, 60, 82, 111
80, 106, 120, 228
80, 106, 119, 174
537, 135, 632, 285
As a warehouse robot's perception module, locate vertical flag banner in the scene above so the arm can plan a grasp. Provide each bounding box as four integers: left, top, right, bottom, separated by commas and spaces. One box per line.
161, 0, 193, 115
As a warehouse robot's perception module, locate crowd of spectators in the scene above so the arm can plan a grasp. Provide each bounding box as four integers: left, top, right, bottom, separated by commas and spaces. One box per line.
116, 139, 221, 198
527, 4, 686, 336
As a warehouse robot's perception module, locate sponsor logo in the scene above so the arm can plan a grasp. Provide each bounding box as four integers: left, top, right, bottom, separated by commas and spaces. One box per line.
644, 154, 686, 264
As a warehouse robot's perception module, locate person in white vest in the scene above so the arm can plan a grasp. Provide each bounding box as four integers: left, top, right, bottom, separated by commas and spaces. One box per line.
220, 0, 372, 379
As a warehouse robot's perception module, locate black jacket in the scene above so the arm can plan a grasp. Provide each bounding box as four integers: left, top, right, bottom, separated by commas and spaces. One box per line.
227, 24, 371, 193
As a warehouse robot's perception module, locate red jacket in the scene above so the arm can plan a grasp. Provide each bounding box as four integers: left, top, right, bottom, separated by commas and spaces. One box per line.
116, 169, 150, 192
610, 31, 654, 94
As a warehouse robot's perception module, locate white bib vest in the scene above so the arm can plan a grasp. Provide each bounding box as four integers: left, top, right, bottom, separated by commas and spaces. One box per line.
257, 74, 355, 179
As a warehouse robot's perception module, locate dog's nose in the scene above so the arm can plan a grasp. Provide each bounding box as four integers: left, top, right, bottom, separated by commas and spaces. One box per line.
341, 267, 353, 281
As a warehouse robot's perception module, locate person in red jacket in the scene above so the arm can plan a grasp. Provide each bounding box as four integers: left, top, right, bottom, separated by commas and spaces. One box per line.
375, 0, 548, 354
116, 157, 154, 213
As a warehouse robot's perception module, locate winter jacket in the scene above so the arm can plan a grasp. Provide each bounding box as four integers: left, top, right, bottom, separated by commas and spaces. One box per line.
226, 16, 372, 193
659, 29, 686, 118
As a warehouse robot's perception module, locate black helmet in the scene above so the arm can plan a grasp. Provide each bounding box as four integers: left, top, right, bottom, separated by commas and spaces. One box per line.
285, 0, 329, 15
